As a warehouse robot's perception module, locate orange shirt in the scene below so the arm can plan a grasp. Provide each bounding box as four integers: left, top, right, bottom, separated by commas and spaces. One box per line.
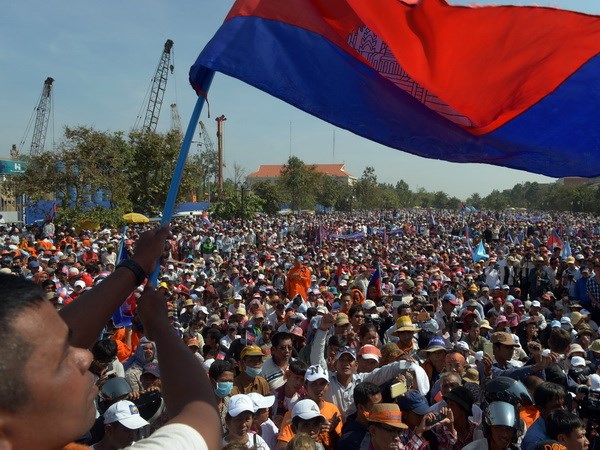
286, 265, 312, 301
277, 400, 342, 450
520, 405, 540, 430
112, 329, 140, 362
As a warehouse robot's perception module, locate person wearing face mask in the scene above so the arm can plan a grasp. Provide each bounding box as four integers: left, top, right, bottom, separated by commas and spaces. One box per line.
232, 345, 270, 396
209, 360, 236, 434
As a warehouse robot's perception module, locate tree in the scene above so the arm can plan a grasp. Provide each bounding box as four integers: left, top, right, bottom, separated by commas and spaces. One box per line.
354, 166, 380, 209
209, 189, 263, 220
252, 181, 284, 214
315, 174, 340, 209
15, 126, 131, 211
279, 156, 319, 210
127, 130, 203, 214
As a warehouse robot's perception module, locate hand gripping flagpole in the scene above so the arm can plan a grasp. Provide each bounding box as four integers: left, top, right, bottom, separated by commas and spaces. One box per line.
149, 69, 215, 285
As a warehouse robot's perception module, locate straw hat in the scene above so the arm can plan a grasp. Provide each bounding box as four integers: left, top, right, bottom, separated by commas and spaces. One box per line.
365, 403, 408, 429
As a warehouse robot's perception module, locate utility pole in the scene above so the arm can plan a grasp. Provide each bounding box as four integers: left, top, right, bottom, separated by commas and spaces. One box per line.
215, 115, 227, 198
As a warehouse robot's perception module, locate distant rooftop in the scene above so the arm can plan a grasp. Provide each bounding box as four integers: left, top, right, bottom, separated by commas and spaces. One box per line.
248, 163, 355, 179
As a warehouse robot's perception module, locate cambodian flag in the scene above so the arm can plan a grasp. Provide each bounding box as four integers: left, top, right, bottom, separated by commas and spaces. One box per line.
367, 262, 383, 301
546, 230, 564, 251
190, 0, 600, 177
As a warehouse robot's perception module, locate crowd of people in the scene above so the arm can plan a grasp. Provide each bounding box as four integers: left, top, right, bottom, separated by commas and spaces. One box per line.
1, 208, 600, 450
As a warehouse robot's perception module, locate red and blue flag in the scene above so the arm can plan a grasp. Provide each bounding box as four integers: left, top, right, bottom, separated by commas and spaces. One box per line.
190, 0, 600, 177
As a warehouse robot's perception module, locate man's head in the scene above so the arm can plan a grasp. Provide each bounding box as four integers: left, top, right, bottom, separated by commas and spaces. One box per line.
367, 403, 407, 450
304, 365, 330, 403
102, 400, 149, 448
353, 382, 382, 423
271, 331, 293, 364
444, 351, 467, 376
491, 332, 519, 364
335, 347, 358, 377
0, 274, 97, 449
546, 409, 589, 450
290, 399, 326, 440
534, 382, 566, 419
397, 390, 430, 430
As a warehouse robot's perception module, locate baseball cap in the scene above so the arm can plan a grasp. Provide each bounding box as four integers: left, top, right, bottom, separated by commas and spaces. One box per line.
570, 356, 586, 367
531, 300, 541, 308
363, 299, 377, 310
142, 362, 160, 378
336, 346, 356, 360
305, 365, 329, 383
491, 332, 519, 347
103, 400, 149, 429
442, 293, 459, 305
358, 344, 381, 362
291, 399, 325, 421
241, 345, 264, 359
398, 390, 430, 415
247, 393, 276, 410
227, 394, 256, 417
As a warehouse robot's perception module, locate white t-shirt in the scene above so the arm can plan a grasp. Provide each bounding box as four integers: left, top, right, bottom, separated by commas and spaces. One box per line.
221, 432, 270, 449
125, 423, 208, 449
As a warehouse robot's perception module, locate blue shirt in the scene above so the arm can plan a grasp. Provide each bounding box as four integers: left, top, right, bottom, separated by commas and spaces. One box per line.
522, 417, 548, 450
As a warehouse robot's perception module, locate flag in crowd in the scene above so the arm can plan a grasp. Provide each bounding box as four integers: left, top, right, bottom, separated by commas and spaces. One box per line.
546, 229, 564, 251
367, 262, 383, 301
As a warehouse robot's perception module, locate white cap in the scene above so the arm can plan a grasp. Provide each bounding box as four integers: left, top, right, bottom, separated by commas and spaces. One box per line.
339, 280, 348, 287
560, 317, 571, 324
74, 280, 86, 289
589, 373, 600, 390
570, 356, 586, 367
247, 393, 276, 410
305, 365, 329, 383
227, 394, 256, 417
531, 300, 541, 308
234, 293, 243, 300
291, 399, 325, 421
103, 400, 149, 429
196, 306, 209, 315
168, 264, 175, 270
316, 306, 328, 314
258, 274, 265, 280
363, 300, 377, 310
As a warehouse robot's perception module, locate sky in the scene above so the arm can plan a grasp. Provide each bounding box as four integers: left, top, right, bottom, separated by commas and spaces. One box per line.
1, 0, 598, 200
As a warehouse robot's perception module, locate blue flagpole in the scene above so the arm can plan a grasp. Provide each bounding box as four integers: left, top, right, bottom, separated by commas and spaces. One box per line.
149, 69, 215, 284
116, 225, 129, 265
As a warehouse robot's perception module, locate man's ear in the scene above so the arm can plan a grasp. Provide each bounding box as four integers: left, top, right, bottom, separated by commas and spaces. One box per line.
556, 433, 569, 446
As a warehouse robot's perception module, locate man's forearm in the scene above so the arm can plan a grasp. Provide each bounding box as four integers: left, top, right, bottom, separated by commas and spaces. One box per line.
59, 266, 139, 348
151, 323, 218, 417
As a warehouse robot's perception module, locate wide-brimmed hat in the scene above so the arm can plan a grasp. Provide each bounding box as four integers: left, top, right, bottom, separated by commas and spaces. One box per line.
424, 336, 447, 353
365, 403, 408, 429
380, 343, 404, 365
393, 316, 420, 334
479, 320, 493, 331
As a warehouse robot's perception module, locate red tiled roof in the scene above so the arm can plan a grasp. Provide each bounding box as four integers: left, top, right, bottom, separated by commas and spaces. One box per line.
248, 164, 354, 178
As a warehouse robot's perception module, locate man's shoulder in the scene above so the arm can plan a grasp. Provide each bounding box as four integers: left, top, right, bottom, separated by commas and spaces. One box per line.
125, 423, 208, 449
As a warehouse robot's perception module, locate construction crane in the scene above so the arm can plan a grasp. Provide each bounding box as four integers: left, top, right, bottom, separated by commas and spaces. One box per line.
138, 39, 174, 133
30, 77, 54, 156
170, 103, 182, 135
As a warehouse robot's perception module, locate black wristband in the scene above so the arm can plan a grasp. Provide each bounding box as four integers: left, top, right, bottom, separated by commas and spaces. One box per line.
116, 259, 147, 286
